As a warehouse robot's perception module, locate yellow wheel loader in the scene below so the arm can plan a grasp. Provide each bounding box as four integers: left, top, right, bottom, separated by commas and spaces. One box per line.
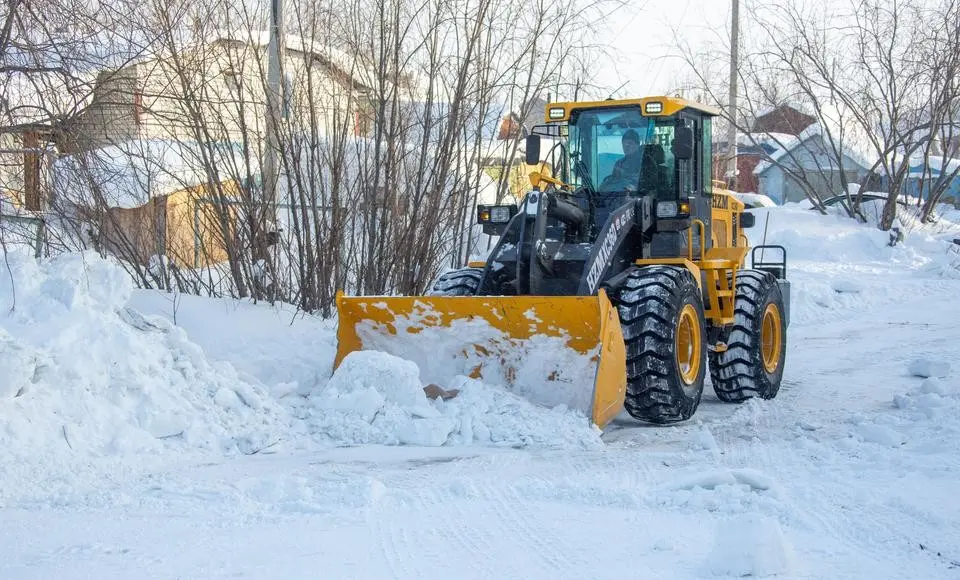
334, 96, 790, 428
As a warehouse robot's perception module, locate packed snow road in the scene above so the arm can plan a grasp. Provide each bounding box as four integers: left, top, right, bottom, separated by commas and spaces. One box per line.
1, 205, 959, 579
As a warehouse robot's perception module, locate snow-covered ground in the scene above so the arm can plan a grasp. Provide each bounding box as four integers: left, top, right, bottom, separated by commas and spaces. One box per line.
1, 203, 959, 578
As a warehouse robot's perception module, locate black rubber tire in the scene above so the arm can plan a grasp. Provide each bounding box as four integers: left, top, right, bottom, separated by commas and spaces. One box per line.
709, 269, 787, 402
616, 265, 707, 424
427, 267, 483, 296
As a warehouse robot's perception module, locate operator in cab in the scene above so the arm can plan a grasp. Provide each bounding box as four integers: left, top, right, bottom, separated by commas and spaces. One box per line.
608, 129, 643, 182
602, 128, 668, 198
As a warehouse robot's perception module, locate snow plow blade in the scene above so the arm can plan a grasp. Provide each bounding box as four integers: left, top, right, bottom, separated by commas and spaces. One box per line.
334, 290, 627, 428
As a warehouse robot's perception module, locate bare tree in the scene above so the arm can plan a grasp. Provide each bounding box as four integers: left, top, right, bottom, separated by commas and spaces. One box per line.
915, 0, 960, 221
674, 0, 960, 230
39, 0, 626, 315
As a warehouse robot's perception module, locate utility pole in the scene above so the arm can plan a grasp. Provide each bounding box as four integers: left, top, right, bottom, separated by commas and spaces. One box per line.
261, 0, 283, 258
726, 0, 739, 191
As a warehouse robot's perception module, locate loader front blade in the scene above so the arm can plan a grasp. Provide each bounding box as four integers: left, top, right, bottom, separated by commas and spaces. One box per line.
334, 290, 627, 428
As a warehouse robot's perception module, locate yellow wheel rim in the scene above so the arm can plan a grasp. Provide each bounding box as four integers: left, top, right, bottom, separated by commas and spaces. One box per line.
676, 304, 702, 385
761, 303, 783, 374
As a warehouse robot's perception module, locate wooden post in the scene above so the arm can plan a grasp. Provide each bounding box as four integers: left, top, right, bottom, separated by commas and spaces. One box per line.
726, 0, 740, 191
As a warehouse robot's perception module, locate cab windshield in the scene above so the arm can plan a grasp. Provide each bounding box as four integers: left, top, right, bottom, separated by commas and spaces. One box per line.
567, 107, 676, 197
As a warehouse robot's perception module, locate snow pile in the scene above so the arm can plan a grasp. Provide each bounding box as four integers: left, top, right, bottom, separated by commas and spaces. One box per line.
752, 205, 902, 265
703, 514, 793, 577
127, 290, 338, 401
893, 361, 957, 421
0, 250, 291, 465
351, 301, 603, 414
309, 350, 603, 449
848, 359, 958, 452
907, 358, 951, 379
129, 290, 605, 450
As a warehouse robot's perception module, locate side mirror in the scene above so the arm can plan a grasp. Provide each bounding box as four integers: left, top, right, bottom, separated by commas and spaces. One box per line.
673, 126, 694, 160
525, 134, 541, 166
741, 211, 756, 228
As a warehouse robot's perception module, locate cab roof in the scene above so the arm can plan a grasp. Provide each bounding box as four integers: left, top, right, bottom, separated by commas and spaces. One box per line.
543, 96, 722, 123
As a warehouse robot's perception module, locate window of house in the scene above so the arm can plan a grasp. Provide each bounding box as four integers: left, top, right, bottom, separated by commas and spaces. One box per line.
222, 68, 240, 94
134, 90, 143, 125
354, 102, 374, 137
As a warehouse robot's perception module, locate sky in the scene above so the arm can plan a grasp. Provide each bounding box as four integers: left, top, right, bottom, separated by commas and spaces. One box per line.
592, 0, 735, 100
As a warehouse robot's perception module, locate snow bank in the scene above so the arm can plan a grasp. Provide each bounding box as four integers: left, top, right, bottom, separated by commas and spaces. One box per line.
733, 191, 777, 208
750, 205, 900, 265
745, 204, 960, 322
0, 249, 291, 466
127, 290, 338, 401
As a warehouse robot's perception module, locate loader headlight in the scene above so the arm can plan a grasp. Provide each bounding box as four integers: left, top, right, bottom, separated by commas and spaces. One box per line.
490, 205, 513, 223
656, 201, 678, 218
644, 101, 663, 114
548, 107, 565, 120
656, 200, 691, 218
477, 204, 517, 224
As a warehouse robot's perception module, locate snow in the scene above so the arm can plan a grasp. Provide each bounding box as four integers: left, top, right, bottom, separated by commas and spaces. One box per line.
732, 191, 777, 207
908, 358, 952, 379
2, 203, 960, 578
313, 357, 598, 448
905, 155, 960, 177
347, 300, 604, 416
0, 251, 293, 464
52, 139, 255, 209
309, 349, 601, 448
704, 514, 793, 577
752, 122, 878, 177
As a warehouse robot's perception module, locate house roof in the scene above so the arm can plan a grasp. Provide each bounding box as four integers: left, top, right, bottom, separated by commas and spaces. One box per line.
750, 103, 817, 135
751, 102, 812, 120
208, 30, 424, 97
495, 96, 549, 141
753, 124, 877, 176
52, 139, 256, 209
714, 132, 799, 157
2, 70, 98, 129
105, 30, 396, 98
906, 155, 960, 177
520, 97, 548, 129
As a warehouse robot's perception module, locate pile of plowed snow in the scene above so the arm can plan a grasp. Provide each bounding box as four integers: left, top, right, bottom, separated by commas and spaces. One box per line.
129, 290, 603, 449
0, 250, 292, 465
310, 350, 602, 448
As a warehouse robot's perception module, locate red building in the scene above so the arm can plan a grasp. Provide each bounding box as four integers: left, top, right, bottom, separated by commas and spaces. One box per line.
712, 105, 815, 193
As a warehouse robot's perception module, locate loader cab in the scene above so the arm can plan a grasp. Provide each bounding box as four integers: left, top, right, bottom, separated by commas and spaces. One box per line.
475, 96, 728, 297
524, 97, 718, 255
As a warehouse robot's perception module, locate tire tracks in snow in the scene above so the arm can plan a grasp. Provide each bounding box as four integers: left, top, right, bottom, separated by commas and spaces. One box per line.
430, 480, 505, 579
366, 479, 408, 580
367, 461, 512, 580
485, 476, 573, 575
